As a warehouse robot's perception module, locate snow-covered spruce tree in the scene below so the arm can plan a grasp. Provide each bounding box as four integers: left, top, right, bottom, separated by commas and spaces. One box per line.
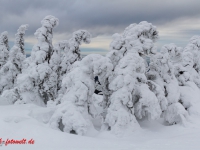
50, 30, 91, 90
161, 43, 183, 64
148, 53, 189, 125
105, 52, 164, 135
0, 31, 9, 69
103, 22, 158, 103
104, 22, 159, 101
184, 35, 200, 74
181, 51, 200, 88
59, 30, 91, 76
14, 16, 59, 106
49, 54, 113, 135
174, 64, 200, 116
104, 22, 167, 135
0, 25, 28, 95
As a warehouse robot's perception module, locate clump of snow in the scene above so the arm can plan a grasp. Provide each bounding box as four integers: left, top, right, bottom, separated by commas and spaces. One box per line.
163, 103, 189, 125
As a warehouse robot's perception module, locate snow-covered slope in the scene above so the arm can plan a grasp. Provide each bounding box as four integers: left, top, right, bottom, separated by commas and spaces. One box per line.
0, 104, 200, 150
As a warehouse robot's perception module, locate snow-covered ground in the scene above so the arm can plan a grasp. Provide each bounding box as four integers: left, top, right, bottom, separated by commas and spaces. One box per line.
0, 104, 200, 150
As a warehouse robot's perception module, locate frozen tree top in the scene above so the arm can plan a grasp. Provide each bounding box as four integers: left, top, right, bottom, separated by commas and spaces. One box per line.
61, 30, 91, 54
108, 21, 158, 60
14, 24, 28, 53
16, 24, 29, 35
184, 36, 200, 52
0, 31, 8, 45
0, 31, 9, 51
189, 35, 200, 47
123, 21, 158, 42
72, 30, 91, 45
41, 15, 59, 28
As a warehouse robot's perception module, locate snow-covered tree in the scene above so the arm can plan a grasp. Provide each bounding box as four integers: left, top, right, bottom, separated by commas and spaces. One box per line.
104, 22, 158, 103
50, 30, 91, 90
173, 64, 200, 117
160, 42, 200, 86
181, 51, 200, 88
31, 15, 59, 64
0, 24, 28, 94
0, 31, 9, 69
103, 22, 165, 135
148, 53, 188, 125
105, 52, 163, 136
161, 43, 183, 64
49, 54, 113, 135
184, 35, 200, 74
59, 30, 91, 79
14, 16, 59, 106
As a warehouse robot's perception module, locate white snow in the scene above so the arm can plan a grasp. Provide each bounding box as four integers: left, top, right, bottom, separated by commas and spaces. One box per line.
0, 104, 200, 150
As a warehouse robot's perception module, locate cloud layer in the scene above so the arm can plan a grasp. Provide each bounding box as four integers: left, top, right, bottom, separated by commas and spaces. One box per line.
1, 0, 200, 54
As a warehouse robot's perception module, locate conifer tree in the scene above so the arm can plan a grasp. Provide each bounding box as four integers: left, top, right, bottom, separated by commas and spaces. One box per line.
0, 31, 9, 69
0, 25, 28, 94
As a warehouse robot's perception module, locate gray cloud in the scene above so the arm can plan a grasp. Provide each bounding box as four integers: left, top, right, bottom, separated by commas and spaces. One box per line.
1, 0, 200, 37
1, 0, 200, 55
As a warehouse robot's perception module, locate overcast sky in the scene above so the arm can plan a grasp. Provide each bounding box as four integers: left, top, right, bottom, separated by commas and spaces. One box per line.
1, 0, 200, 55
